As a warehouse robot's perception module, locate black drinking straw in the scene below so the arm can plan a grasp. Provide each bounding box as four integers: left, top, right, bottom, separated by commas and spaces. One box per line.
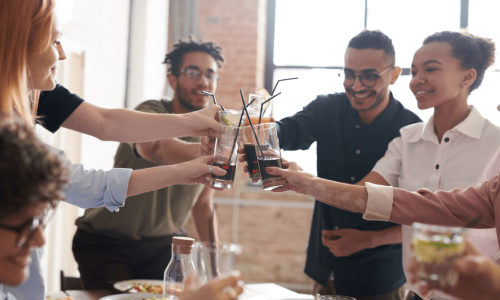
271, 77, 298, 96
201, 91, 225, 111
248, 97, 256, 107
240, 90, 265, 157
227, 109, 246, 164
258, 92, 281, 124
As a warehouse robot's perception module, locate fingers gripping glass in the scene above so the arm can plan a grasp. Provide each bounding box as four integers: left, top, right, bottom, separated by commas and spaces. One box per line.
339, 66, 394, 88
176, 67, 220, 82
0, 207, 54, 247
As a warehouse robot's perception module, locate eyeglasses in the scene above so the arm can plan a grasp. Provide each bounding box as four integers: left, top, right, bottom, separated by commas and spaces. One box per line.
0, 207, 54, 247
176, 67, 220, 82
339, 66, 394, 88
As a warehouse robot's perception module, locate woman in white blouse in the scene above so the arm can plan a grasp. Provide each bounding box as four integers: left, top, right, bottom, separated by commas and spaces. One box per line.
270, 31, 499, 300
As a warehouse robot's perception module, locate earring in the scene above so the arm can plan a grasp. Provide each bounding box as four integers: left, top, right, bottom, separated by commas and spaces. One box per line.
461, 85, 464, 90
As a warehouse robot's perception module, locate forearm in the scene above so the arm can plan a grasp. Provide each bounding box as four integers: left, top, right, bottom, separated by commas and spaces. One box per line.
136, 139, 200, 165
192, 192, 218, 243
100, 108, 192, 142
304, 177, 368, 213
126, 165, 182, 197
366, 225, 402, 249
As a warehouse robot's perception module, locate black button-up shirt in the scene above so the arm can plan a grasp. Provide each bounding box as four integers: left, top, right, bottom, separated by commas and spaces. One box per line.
276, 92, 422, 296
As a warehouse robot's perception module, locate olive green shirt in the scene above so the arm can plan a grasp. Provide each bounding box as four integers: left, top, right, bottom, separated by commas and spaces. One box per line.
75, 100, 203, 240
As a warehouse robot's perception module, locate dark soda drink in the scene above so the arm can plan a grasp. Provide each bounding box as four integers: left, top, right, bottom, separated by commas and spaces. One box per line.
244, 144, 261, 179
258, 158, 283, 181
258, 158, 287, 190
211, 162, 236, 182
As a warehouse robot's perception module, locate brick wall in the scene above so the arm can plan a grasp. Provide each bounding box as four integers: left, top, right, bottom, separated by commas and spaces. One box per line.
170, 0, 314, 292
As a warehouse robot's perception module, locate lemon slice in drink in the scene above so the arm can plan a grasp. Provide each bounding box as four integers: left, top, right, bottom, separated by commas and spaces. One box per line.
257, 87, 271, 110
222, 114, 241, 126
413, 238, 465, 263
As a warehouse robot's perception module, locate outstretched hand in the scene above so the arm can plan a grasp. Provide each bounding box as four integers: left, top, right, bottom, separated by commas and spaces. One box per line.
185, 106, 221, 139
176, 155, 226, 188
265, 161, 314, 194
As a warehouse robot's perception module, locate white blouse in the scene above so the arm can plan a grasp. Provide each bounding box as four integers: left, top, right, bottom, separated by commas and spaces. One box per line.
372, 106, 500, 300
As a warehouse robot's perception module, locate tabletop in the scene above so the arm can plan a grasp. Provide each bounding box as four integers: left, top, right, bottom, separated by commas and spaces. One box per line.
47, 283, 311, 300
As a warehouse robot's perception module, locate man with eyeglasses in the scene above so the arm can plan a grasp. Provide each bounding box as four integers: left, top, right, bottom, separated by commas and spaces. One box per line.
72, 36, 225, 289
275, 30, 422, 299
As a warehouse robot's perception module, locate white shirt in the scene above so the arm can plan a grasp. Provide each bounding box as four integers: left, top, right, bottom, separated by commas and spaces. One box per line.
370, 106, 500, 300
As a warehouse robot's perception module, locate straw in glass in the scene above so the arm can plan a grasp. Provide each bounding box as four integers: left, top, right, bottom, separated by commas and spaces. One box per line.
271, 77, 298, 96
258, 92, 281, 124
201, 91, 225, 111
240, 90, 265, 157
227, 109, 246, 165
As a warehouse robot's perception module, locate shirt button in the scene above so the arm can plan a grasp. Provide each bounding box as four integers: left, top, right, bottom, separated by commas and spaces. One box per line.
435, 164, 440, 170
355, 124, 360, 129
351, 176, 356, 181
444, 137, 450, 142
356, 149, 361, 155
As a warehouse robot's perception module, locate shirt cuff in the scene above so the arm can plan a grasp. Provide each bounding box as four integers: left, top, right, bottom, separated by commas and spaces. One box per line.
363, 182, 394, 221
103, 168, 133, 212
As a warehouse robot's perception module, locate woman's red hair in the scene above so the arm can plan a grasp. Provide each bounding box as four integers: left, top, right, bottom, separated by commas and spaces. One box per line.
0, 0, 55, 124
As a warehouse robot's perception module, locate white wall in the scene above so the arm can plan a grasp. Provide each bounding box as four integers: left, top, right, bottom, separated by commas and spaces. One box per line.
127, 0, 169, 109
39, 0, 170, 293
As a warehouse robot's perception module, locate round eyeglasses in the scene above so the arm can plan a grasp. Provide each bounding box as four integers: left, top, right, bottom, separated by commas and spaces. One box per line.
0, 207, 54, 247
176, 67, 220, 82
339, 66, 394, 88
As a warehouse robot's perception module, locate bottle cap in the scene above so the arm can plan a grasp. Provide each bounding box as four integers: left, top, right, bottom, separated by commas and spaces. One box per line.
172, 237, 195, 254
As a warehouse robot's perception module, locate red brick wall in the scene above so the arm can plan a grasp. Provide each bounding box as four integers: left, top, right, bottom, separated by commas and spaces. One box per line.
170, 0, 314, 292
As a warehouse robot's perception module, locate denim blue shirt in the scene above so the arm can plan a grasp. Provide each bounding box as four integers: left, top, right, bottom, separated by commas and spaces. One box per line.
0, 284, 16, 300
276, 92, 422, 296
5, 149, 132, 300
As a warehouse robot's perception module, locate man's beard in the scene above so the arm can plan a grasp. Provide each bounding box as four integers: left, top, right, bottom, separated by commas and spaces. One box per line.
176, 83, 202, 112
346, 87, 387, 112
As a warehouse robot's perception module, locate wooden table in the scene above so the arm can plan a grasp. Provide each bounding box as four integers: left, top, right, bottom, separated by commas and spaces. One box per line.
48, 283, 307, 300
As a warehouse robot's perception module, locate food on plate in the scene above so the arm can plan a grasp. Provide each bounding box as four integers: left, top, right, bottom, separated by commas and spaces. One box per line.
132, 282, 163, 294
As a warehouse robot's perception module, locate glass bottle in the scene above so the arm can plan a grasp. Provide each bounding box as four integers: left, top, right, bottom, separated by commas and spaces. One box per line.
163, 237, 196, 299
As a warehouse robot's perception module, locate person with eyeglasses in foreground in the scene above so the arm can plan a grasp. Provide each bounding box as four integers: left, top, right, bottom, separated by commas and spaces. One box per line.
264, 30, 422, 299
0, 118, 243, 300
72, 36, 227, 289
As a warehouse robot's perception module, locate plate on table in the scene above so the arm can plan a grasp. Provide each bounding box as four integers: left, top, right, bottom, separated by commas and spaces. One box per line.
99, 293, 159, 300
113, 279, 164, 294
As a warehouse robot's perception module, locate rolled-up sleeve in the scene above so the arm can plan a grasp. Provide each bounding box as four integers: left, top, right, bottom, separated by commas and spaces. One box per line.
363, 182, 394, 221
65, 164, 133, 212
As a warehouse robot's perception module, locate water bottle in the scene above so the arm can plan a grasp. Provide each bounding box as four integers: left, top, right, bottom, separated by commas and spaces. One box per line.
163, 237, 196, 299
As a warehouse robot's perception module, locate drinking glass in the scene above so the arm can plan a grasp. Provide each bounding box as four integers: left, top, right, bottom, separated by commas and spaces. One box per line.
192, 242, 242, 284
251, 123, 287, 190
208, 124, 239, 189
218, 110, 242, 126
412, 222, 466, 287
316, 295, 356, 300
242, 125, 262, 180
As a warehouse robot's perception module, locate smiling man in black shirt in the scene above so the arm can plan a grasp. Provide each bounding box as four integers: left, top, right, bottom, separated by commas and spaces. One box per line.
276, 30, 422, 300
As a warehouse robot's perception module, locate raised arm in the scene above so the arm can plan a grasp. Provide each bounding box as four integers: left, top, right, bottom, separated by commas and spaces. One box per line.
61, 102, 221, 142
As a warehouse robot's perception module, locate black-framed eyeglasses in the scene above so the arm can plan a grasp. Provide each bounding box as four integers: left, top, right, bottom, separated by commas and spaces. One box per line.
176, 67, 220, 82
339, 66, 394, 88
0, 207, 54, 247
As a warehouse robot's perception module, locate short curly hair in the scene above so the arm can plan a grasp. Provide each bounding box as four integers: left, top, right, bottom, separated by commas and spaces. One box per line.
0, 117, 69, 219
423, 31, 496, 94
163, 35, 225, 75
348, 30, 396, 66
